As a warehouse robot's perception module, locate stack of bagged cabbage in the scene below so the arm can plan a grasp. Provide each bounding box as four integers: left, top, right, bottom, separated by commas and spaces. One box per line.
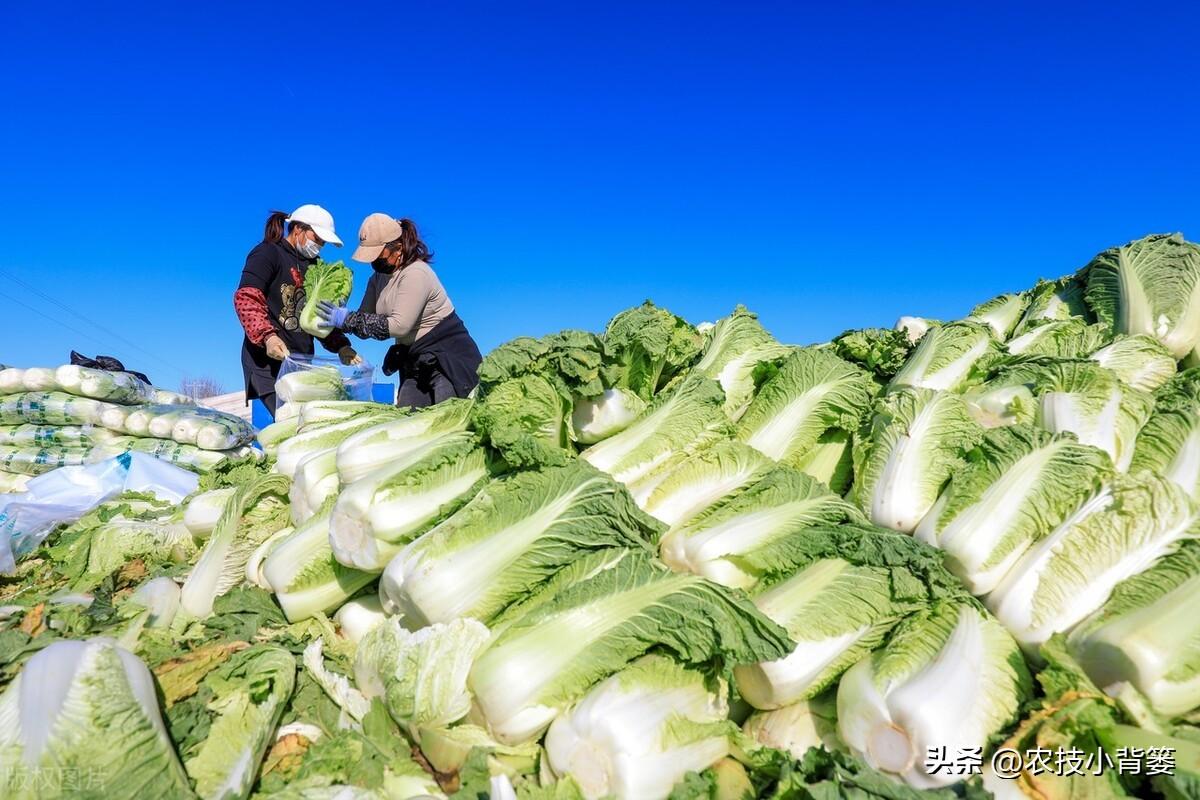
5, 232, 1200, 799
0, 364, 259, 490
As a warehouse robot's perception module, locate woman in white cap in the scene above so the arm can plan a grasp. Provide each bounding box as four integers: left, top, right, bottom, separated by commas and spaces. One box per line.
316, 214, 481, 408
233, 204, 360, 418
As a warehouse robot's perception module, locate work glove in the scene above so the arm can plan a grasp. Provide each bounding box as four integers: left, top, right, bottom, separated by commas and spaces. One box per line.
317, 301, 350, 330
264, 334, 290, 361
339, 346, 363, 366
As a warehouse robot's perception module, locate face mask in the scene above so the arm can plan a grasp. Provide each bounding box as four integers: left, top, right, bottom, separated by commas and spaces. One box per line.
298, 238, 322, 259
371, 256, 395, 275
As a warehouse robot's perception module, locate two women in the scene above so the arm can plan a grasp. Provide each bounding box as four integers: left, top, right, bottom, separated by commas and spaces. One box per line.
235, 207, 480, 415
234, 204, 359, 418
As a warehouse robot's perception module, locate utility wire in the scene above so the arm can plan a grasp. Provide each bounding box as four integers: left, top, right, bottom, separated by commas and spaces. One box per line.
0, 268, 190, 380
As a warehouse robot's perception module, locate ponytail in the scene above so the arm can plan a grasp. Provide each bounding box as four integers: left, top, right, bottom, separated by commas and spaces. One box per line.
263, 210, 288, 243
396, 218, 433, 267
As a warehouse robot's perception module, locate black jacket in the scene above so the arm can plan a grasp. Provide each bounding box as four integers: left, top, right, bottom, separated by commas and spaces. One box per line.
237, 239, 351, 399
382, 311, 482, 398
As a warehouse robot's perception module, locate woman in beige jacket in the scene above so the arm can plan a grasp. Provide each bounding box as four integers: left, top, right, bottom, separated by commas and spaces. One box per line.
317, 214, 482, 407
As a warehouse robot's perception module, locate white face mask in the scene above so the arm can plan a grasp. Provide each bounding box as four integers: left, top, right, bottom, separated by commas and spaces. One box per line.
298, 238, 322, 259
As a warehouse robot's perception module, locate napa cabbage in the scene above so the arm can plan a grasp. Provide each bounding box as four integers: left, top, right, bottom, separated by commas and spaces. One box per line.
837, 602, 1031, 790
731, 524, 961, 710
916, 425, 1114, 594
467, 549, 791, 744
888, 321, 999, 392
988, 358, 1154, 471
966, 291, 1029, 340
853, 387, 983, 533
689, 305, 791, 420
545, 655, 735, 800
329, 431, 490, 571
1082, 232, 1200, 358
379, 461, 661, 626
262, 507, 376, 622
987, 473, 1197, 655
735, 347, 877, 474
581, 376, 731, 487
300, 260, 353, 338
179, 473, 291, 617
659, 468, 863, 589
1089, 334, 1177, 392
1070, 542, 1200, 718
1130, 369, 1200, 502
0, 638, 193, 799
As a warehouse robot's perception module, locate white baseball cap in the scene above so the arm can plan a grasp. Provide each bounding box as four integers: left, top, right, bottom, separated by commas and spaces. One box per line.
285, 204, 343, 247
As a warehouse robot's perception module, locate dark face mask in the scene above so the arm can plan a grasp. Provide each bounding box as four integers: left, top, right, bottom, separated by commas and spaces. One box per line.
371, 257, 395, 275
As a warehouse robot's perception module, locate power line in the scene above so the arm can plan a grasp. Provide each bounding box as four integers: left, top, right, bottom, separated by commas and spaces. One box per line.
0, 267, 190, 379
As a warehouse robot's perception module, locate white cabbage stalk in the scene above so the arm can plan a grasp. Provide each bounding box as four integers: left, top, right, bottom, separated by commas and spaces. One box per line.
245, 526, 294, 589
183, 487, 237, 539
330, 432, 488, 572
335, 401, 471, 484
837, 604, 1028, 790
118, 577, 182, 650
0, 638, 193, 797
289, 448, 340, 525
742, 693, 840, 760
986, 474, 1197, 655
638, 441, 771, 528
545, 655, 732, 800
262, 510, 376, 623
128, 577, 181, 628
571, 388, 646, 445
915, 426, 1113, 595
334, 595, 389, 645
888, 321, 996, 392
1069, 543, 1200, 717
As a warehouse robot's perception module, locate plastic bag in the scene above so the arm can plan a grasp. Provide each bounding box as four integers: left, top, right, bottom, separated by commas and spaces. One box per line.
0, 452, 199, 574
276, 353, 374, 412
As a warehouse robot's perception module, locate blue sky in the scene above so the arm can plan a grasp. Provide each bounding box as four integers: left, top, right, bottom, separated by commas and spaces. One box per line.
2, 1, 1198, 393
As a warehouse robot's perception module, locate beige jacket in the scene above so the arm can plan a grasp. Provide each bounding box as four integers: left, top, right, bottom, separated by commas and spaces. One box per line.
359, 260, 454, 345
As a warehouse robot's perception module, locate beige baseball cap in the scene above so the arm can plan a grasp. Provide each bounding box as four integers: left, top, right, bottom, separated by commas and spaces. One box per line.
352, 213, 403, 262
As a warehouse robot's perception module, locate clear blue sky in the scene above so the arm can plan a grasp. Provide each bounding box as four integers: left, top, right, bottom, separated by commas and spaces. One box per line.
2, 1, 1197, 393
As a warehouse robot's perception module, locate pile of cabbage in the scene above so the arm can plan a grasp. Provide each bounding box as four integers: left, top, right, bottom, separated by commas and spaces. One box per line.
5, 232, 1200, 799
0, 365, 258, 490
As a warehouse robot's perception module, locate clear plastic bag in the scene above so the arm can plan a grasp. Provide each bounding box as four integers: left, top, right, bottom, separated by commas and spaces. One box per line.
0, 452, 200, 573
276, 353, 374, 412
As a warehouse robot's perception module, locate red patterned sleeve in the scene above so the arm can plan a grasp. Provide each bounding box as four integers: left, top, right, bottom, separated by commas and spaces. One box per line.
233, 287, 277, 346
